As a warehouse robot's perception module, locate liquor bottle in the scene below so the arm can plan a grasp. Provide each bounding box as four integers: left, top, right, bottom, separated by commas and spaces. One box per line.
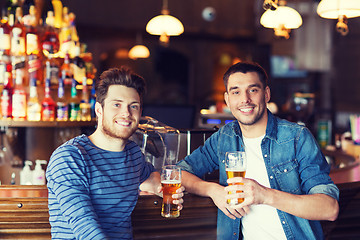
10, 7, 26, 57
71, 43, 85, 84
0, 55, 10, 92
41, 78, 55, 121
56, 77, 68, 121
60, 53, 73, 85
27, 78, 41, 121
80, 77, 91, 121
59, 7, 73, 56
89, 79, 96, 119
42, 11, 59, 56
0, 9, 11, 57
12, 69, 27, 120
10, 7, 27, 87
68, 78, 80, 121
25, 5, 43, 86
0, 66, 13, 119
44, 53, 59, 86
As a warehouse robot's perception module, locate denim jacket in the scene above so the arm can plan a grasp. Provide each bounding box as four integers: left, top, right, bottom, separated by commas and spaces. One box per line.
177, 111, 339, 240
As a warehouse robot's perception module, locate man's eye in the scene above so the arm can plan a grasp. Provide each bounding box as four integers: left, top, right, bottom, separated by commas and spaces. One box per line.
131, 105, 139, 110
114, 103, 120, 107
232, 91, 239, 95
249, 89, 258, 93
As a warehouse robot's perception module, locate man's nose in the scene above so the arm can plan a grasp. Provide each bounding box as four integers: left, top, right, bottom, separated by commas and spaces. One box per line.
120, 106, 131, 117
240, 92, 250, 104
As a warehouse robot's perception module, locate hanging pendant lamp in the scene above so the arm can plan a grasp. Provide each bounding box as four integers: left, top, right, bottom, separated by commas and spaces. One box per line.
260, 0, 302, 39
129, 33, 150, 60
146, 0, 184, 45
317, 0, 360, 36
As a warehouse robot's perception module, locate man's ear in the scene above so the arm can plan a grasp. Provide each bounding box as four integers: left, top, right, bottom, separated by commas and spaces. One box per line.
224, 91, 229, 107
95, 102, 103, 118
265, 86, 271, 103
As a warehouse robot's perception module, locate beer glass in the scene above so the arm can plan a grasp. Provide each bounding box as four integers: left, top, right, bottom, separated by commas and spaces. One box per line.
225, 151, 246, 205
161, 165, 181, 218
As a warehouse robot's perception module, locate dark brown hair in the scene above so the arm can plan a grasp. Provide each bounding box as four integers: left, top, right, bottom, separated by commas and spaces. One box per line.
223, 62, 268, 91
96, 67, 146, 106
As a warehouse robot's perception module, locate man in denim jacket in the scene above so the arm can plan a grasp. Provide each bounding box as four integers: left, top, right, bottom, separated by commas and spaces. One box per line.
177, 62, 339, 239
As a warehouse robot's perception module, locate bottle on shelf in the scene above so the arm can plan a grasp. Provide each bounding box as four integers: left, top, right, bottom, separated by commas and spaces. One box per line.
41, 77, 55, 121
56, 76, 68, 121
89, 79, 96, 119
32, 160, 47, 185
0, 9, 11, 57
27, 78, 41, 121
68, 78, 80, 121
10, 7, 27, 87
60, 53, 73, 85
59, 7, 74, 56
12, 69, 27, 120
42, 11, 60, 57
25, 5, 43, 86
71, 42, 85, 85
80, 77, 91, 121
20, 160, 33, 185
0, 65, 13, 119
44, 53, 59, 86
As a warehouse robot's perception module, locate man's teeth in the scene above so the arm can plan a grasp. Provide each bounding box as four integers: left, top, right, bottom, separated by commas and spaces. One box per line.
116, 120, 131, 126
240, 108, 253, 113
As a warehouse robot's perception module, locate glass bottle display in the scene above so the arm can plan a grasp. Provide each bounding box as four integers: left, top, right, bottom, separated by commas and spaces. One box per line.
12, 70, 27, 120
27, 78, 41, 121
56, 77, 68, 121
68, 78, 80, 121
80, 77, 91, 121
1, 67, 13, 119
41, 78, 55, 121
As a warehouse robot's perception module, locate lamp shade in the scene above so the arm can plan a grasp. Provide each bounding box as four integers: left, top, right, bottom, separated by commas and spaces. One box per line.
317, 0, 360, 19
146, 14, 184, 36
128, 45, 150, 59
260, 6, 303, 29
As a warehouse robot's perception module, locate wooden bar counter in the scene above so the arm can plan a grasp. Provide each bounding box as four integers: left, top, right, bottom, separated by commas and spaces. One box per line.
0, 179, 360, 239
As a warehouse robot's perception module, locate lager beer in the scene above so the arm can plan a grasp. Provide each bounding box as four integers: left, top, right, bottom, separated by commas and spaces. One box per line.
226, 169, 246, 205
161, 180, 181, 218
161, 165, 181, 218
225, 151, 247, 205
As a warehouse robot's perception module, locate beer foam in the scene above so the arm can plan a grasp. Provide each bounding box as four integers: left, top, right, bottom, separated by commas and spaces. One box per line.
226, 168, 246, 172
161, 180, 181, 184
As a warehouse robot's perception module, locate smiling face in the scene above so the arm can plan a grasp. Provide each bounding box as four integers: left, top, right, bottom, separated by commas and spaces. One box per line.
224, 71, 270, 136
96, 85, 141, 142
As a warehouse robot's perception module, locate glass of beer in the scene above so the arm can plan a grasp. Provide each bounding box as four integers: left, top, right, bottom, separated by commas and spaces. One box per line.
161, 165, 181, 218
225, 151, 246, 205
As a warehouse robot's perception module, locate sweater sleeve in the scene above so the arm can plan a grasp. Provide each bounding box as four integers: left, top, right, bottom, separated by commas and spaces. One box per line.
46, 145, 108, 240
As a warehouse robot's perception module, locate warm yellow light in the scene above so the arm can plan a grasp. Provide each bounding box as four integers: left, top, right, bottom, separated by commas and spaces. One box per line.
260, 6, 303, 29
128, 45, 150, 59
146, 13, 184, 36
317, 0, 360, 36
317, 0, 360, 19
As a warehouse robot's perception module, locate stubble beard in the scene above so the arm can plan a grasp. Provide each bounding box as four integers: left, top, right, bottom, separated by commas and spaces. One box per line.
238, 104, 266, 126
101, 115, 138, 141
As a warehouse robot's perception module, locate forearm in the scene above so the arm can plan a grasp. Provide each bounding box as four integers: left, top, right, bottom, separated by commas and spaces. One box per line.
265, 188, 339, 221
139, 171, 161, 196
181, 171, 221, 198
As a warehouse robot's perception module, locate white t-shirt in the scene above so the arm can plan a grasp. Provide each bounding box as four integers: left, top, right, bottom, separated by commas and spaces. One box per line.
241, 135, 287, 240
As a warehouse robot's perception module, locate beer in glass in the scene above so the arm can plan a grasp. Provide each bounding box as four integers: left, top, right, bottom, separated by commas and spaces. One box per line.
225, 151, 246, 205
161, 165, 181, 218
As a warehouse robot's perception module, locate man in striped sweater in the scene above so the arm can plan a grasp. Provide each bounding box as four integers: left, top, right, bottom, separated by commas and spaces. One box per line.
46, 67, 184, 240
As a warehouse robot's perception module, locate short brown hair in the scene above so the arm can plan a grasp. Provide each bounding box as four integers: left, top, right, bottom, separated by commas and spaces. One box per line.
223, 62, 268, 91
96, 67, 146, 107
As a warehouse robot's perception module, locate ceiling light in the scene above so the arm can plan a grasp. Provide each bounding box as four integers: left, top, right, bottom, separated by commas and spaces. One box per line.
146, 0, 184, 45
129, 33, 150, 59
129, 45, 150, 60
317, 0, 360, 36
260, 0, 302, 39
